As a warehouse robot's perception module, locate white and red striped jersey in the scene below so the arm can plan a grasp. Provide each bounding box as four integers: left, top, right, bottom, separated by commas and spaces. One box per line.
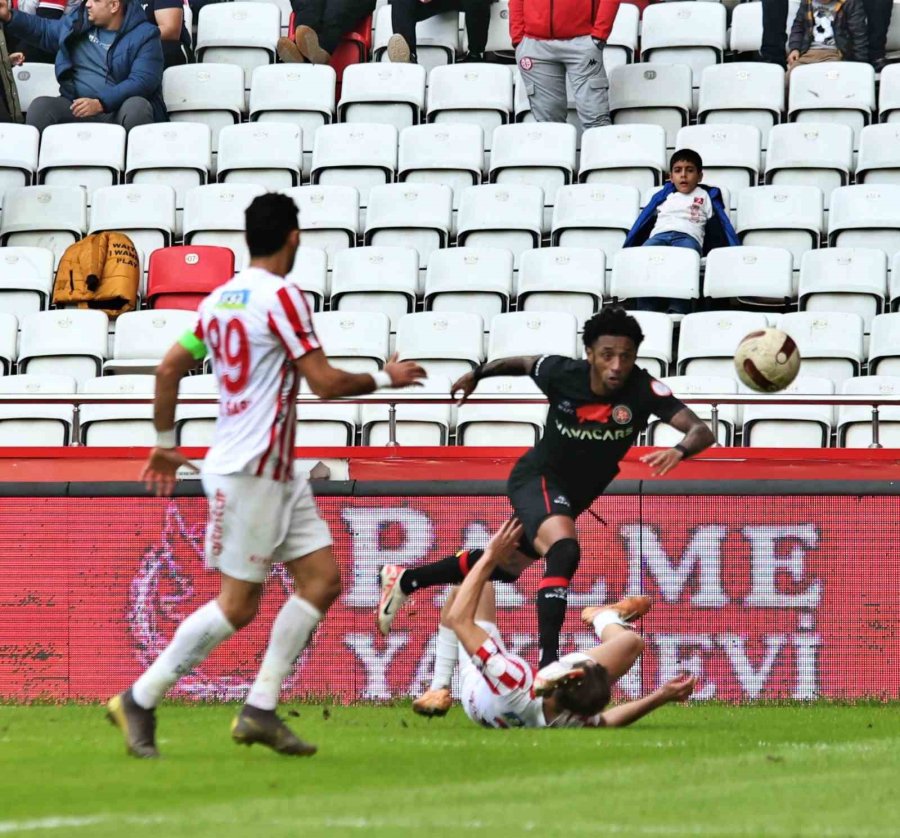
467, 642, 602, 729
192, 267, 320, 482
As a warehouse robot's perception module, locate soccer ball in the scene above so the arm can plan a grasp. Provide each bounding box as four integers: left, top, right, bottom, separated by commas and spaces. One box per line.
734, 328, 801, 392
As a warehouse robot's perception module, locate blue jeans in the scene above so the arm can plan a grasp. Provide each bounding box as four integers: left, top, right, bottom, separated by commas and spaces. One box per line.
635, 231, 701, 315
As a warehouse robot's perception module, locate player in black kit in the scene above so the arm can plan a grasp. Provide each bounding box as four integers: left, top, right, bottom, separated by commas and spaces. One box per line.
377, 308, 715, 675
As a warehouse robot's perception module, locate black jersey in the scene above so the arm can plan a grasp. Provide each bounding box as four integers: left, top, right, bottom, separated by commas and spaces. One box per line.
517, 355, 687, 498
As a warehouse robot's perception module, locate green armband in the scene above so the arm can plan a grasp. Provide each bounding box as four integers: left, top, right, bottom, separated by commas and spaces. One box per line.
178, 329, 207, 361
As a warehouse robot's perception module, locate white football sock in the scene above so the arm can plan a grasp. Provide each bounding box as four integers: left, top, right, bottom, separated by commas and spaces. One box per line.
132, 600, 235, 709
245, 596, 322, 712
591, 609, 632, 642
429, 625, 459, 691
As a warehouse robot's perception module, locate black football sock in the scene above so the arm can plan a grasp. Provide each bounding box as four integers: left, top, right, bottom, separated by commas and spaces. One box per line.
537, 585, 568, 669
399, 549, 485, 594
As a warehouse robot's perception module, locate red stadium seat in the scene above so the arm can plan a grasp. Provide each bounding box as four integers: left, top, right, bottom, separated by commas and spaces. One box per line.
288, 12, 373, 99
146, 245, 234, 311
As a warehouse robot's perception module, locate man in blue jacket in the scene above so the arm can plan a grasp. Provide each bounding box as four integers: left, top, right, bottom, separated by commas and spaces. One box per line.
623, 148, 739, 315
0, 0, 165, 133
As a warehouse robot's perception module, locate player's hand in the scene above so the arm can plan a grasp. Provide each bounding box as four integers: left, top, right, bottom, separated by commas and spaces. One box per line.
658, 674, 696, 703
0, 0, 11, 23
484, 518, 524, 566
141, 447, 199, 497
450, 371, 477, 405
71, 97, 103, 118
9, 52, 24, 66
383, 353, 426, 388
639, 447, 684, 477
787, 49, 800, 67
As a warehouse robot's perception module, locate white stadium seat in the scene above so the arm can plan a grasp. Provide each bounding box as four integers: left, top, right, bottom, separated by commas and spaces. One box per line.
0, 186, 86, 262
551, 184, 640, 264
649, 375, 738, 446
286, 248, 328, 311
216, 122, 301, 188
674, 124, 761, 210
608, 63, 692, 150
249, 64, 335, 179
605, 2, 639, 73
878, 63, 900, 122
514, 70, 584, 147
827, 185, 900, 263
578, 123, 666, 192
776, 311, 865, 385
465, 0, 514, 55
363, 183, 452, 284
764, 123, 853, 209
799, 248, 887, 333
0, 374, 75, 446
338, 62, 426, 130
742, 376, 834, 448
424, 247, 514, 323
183, 183, 266, 268
517, 248, 604, 330
698, 63, 784, 148
361, 375, 452, 446
0, 124, 38, 208
296, 379, 359, 447
196, 2, 279, 93
856, 124, 900, 184
837, 376, 900, 448
89, 185, 176, 267
488, 311, 578, 361
373, 5, 458, 73
175, 373, 220, 446
105, 310, 199, 375
312, 311, 390, 374
728, 2, 763, 54
12, 63, 59, 114
396, 311, 484, 382
677, 311, 768, 377
703, 245, 794, 306
311, 123, 397, 208
736, 185, 824, 278
19, 309, 108, 384
610, 247, 701, 308
457, 375, 547, 446
0, 247, 54, 321
285, 185, 360, 268
788, 62, 875, 149
457, 184, 543, 266
0, 312, 16, 374
37, 123, 125, 199
631, 311, 674, 377
330, 246, 418, 331
162, 64, 244, 152
78, 375, 156, 446
868, 312, 900, 374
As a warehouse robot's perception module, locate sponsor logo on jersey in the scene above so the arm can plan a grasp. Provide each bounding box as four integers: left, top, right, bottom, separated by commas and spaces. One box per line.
555, 419, 634, 441
612, 404, 632, 425
553, 495, 570, 506
557, 399, 575, 415
651, 379, 672, 398
217, 289, 250, 310
575, 403, 613, 424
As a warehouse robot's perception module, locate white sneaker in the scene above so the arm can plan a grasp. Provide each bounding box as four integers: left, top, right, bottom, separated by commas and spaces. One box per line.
377, 564, 408, 636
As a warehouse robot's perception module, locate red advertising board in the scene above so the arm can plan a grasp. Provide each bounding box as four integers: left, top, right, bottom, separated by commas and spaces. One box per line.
1, 493, 897, 702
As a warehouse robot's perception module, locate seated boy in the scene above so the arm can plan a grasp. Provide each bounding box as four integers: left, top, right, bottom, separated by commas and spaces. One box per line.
623, 148, 739, 315
787, 0, 868, 77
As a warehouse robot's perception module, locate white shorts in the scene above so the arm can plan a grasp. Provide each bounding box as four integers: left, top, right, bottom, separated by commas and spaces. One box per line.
202, 472, 333, 583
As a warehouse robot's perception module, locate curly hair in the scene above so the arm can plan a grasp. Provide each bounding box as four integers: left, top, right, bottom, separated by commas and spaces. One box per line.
582, 307, 645, 351
553, 661, 612, 717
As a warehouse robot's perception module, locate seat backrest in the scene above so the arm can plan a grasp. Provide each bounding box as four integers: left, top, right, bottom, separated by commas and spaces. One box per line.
112, 310, 200, 360
425, 247, 514, 296
610, 247, 701, 300
488, 311, 578, 360
338, 62, 426, 114
126, 122, 212, 176
250, 63, 336, 116
776, 311, 865, 362
704, 245, 794, 300
426, 63, 513, 114
311, 123, 398, 176
828, 184, 900, 235
0, 186, 87, 238
312, 310, 390, 360
736, 185, 824, 234
699, 62, 784, 118
396, 311, 484, 364
788, 62, 876, 117
398, 123, 483, 179
675, 124, 761, 174
162, 63, 245, 115
609, 63, 693, 111
331, 246, 418, 296
552, 183, 641, 233
147, 245, 235, 298
490, 123, 577, 176
38, 123, 126, 175
765, 123, 853, 173
365, 183, 452, 237
579, 123, 667, 181
457, 184, 543, 238
196, 1, 280, 51
641, 1, 727, 52
678, 310, 769, 371
216, 122, 302, 179
90, 184, 176, 235
20, 309, 109, 359
284, 185, 360, 234
183, 183, 267, 240
799, 248, 887, 299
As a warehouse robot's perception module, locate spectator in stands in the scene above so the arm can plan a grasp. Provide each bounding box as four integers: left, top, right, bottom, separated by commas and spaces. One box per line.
759, 0, 789, 67
787, 0, 868, 77
0, 0, 166, 133
277, 0, 374, 64
142, 0, 192, 68
8, 0, 81, 64
862, 0, 893, 72
508, 0, 617, 129
385, 0, 490, 64
623, 148, 739, 315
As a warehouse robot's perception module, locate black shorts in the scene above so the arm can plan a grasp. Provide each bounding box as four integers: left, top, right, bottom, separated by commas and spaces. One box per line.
506, 460, 611, 559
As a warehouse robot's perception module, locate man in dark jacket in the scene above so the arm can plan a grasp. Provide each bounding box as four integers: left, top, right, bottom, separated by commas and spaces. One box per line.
0, 0, 165, 133
787, 0, 868, 77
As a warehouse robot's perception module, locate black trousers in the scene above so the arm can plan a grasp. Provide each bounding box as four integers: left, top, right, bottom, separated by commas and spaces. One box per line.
391, 0, 490, 56
862, 0, 893, 60
760, 0, 789, 66
292, 0, 376, 53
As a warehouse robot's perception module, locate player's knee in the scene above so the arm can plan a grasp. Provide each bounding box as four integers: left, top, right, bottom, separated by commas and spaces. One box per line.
544, 538, 581, 583
220, 597, 259, 629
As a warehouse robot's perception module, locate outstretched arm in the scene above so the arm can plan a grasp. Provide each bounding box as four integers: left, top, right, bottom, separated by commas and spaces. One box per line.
445, 519, 523, 656
640, 407, 715, 477
299, 350, 425, 400
599, 675, 696, 728
451, 356, 540, 405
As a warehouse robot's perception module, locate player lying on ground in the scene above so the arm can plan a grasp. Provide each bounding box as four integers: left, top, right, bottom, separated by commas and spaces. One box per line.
412, 519, 695, 728
379, 307, 715, 668
106, 193, 426, 758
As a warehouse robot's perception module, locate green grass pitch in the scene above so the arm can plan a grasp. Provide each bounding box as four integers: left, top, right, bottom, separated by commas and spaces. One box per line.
1, 702, 898, 837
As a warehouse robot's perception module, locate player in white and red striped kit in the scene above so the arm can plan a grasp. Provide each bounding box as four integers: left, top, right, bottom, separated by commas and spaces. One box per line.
416, 519, 695, 728
107, 193, 426, 758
